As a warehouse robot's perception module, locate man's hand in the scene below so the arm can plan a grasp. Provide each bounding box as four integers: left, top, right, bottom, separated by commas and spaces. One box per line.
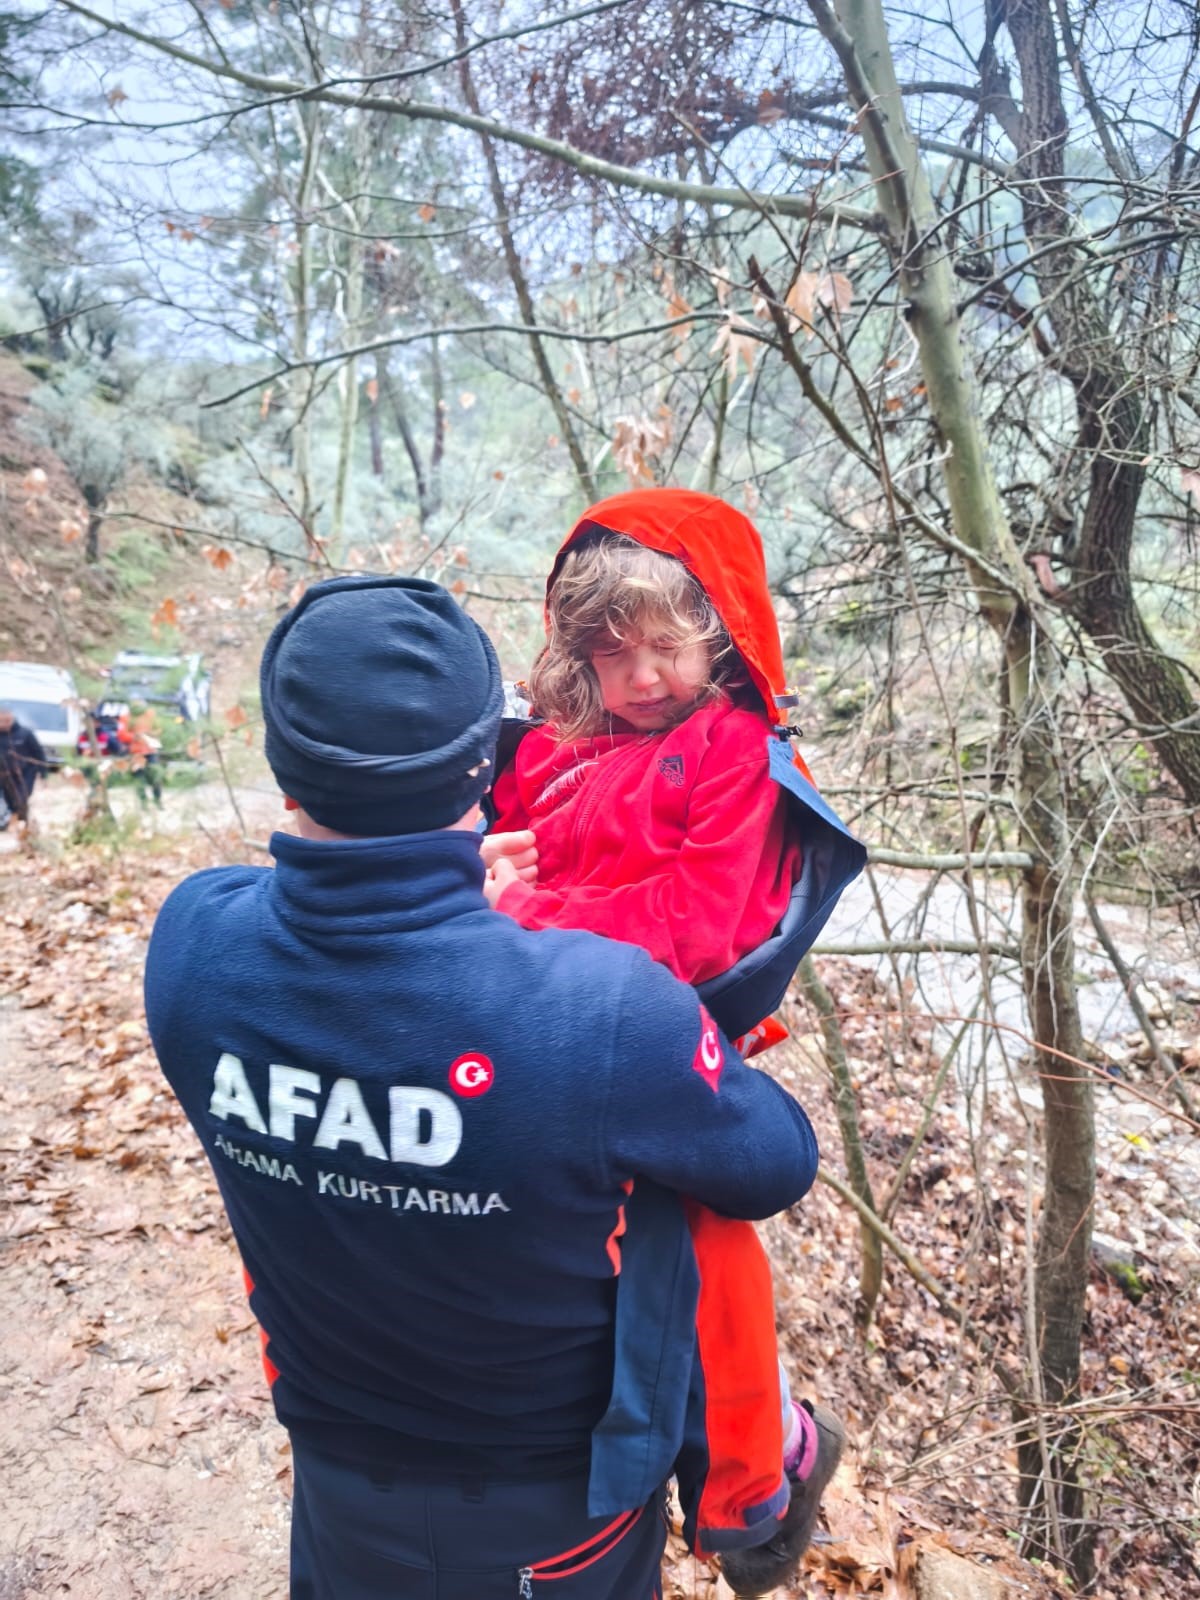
480, 829, 538, 883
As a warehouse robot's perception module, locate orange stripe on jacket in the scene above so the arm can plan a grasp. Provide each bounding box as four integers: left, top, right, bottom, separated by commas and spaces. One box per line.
606, 1179, 634, 1274
242, 1265, 280, 1388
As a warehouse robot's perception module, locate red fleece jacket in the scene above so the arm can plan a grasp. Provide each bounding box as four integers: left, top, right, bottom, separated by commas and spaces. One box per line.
491, 699, 799, 982
492, 487, 806, 985
493, 490, 815, 1551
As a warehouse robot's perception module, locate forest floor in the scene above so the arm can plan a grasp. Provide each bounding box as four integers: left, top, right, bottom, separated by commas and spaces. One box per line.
2, 777, 1197, 1600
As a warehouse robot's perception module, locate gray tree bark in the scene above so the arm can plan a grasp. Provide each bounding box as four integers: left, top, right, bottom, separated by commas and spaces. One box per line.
808, 0, 1096, 1576
1004, 0, 1200, 805
451, 0, 597, 502
797, 955, 883, 1333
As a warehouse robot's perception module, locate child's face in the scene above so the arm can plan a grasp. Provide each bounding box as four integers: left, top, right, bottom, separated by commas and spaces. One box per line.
590, 625, 713, 731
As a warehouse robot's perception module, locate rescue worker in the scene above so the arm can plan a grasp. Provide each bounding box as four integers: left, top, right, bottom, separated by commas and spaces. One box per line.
143, 575, 823, 1600
0, 705, 47, 833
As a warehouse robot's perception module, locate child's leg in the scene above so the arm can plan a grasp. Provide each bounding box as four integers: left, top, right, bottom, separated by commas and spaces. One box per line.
777, 1360, 819, 1475
672, 1201, 789, 1559
587, 1183, 839, 1582
674, 1200, 845, 1593
721, 1397, 846, 1596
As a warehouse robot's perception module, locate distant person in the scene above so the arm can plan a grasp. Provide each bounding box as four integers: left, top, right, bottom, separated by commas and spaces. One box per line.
116, 706, 163, 806
0, 705, 47, 834
144, 575, 822, 1599
484, 488, 863, 1593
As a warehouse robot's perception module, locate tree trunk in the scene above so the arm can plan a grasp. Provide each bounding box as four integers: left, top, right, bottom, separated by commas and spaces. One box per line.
1069, 498, 1200, 798
810, 0, 1096, 1575
290, 100, 323, 540
34, 292, 69, 364
330, 188, 367, 562
429, 334, 445, 515
380, 348, 432, 531
451, 0, 598, 501
705, 369, 730, 494
1009, 612, 1095, 1583
797, 955, 883, 1333
1004, 0, 1200, 804
368, 354, 384, 479
85, 508, 102, 565
81, 482, 104, 564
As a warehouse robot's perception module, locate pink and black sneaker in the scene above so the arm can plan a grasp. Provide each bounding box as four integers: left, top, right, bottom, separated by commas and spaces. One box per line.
720, 1400, 846, 1597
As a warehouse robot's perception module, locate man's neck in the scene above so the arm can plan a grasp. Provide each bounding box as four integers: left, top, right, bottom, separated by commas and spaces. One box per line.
290, 803, 484, 842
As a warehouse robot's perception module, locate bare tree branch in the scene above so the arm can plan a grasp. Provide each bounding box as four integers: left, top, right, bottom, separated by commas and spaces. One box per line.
56, 1, 885, 233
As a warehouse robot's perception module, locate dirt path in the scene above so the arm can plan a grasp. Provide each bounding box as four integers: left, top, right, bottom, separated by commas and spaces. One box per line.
0, 811, 727, 1600
29, 764, 284, 850
0, 906, 290, 1598
2, 791, 1195, 1599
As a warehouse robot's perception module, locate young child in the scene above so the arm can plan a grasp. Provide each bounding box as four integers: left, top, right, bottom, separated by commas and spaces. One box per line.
483, 488, 855, 1595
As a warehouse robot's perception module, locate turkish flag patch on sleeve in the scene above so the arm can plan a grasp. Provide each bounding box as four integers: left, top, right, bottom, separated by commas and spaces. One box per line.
691, 1008, 725, 1094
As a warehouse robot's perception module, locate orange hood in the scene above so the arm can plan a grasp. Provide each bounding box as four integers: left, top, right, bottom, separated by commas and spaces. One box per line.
548, 488, 787, 724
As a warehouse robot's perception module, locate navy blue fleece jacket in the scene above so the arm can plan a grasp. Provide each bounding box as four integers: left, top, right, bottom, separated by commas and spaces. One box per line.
144, 829, 818, 1479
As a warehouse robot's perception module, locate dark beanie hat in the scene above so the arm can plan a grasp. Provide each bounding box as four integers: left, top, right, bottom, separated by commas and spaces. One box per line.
260, 575, 504, 835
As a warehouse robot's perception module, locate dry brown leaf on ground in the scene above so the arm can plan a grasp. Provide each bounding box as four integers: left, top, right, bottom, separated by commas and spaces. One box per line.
808, 1461, 903, 1595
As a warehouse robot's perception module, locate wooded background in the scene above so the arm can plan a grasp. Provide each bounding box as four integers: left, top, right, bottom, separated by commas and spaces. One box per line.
2, 3, 1198, 1595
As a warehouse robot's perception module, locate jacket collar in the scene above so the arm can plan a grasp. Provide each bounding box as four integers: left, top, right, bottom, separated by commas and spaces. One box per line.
268, 828, 487, 934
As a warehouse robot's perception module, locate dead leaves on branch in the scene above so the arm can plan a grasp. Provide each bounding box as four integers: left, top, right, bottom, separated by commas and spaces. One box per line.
754, 270, 855, 339
707, 268, 855, 381
660, 272, 695, 357
612, 408, 673, 483
710, 314, 760, 380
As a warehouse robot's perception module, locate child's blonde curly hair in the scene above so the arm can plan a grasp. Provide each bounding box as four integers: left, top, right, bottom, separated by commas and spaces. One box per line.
528, 533, 744, 739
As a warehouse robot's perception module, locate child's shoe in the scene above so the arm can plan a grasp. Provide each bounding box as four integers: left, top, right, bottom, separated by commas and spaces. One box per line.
719, 1400, 845, 1597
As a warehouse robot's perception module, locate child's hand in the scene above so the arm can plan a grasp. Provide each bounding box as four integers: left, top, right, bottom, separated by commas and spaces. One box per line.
483, 855, 521, 909
480, 829, 538, 884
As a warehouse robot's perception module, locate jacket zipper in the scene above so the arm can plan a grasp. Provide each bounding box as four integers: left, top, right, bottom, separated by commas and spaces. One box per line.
555, 737, 659, 890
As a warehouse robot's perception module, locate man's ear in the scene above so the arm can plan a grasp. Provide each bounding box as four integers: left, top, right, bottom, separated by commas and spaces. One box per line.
283, 796, 299, 812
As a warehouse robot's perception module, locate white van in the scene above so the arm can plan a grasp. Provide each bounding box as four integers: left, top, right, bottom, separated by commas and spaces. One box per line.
0, 661, 82, 766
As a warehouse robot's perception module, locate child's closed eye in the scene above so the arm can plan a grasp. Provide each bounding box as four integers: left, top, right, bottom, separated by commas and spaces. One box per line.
593, 636, 684, 657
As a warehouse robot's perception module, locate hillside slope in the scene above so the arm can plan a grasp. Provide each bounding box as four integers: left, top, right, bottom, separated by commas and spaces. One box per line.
0, 352, 284, 725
